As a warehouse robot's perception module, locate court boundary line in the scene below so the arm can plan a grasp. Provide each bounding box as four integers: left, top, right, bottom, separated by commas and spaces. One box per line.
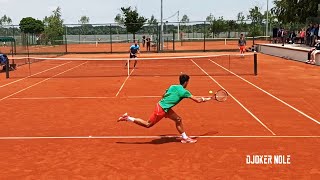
0, 62, 72, 88
115, 69, 135, 97
190, 59, 276, 135
0, 135, 319, 140
209, 59, 320, 125
0, 62, 88, 102
8, 96, 163, 100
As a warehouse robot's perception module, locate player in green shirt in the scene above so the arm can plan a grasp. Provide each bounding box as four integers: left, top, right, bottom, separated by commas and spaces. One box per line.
118, 74, 212, 143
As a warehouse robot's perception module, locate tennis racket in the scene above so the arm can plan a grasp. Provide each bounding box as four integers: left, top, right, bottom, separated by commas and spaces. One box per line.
211, 89, 228, 102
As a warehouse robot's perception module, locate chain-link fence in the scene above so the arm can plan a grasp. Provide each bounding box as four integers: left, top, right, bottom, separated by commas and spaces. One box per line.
0, 21, 273, 55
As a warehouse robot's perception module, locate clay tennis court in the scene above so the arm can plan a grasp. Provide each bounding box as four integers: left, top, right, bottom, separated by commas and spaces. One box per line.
0, 52, 319, 179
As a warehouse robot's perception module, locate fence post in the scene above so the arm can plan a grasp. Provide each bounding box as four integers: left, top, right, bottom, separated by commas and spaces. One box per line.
173, 30, 175, 51
203, 21, 206, 52
65, 26, 68, 54
110, 24, 113, 53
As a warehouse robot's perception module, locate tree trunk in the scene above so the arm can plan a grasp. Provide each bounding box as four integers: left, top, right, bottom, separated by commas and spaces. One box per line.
133, 33, 136, 43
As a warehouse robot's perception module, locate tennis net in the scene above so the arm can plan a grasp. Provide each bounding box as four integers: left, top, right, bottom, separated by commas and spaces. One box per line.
5, 53, 258, 79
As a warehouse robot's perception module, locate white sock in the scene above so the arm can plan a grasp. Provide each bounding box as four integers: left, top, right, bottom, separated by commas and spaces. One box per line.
127, 116, 135, 122
181, 132, 188, 139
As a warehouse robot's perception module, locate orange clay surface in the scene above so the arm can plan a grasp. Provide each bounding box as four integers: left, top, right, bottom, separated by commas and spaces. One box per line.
0, 51, 319, 179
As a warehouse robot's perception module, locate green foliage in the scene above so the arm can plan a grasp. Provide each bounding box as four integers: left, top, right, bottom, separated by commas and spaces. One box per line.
114, 14, 124, 24
43, 7, 64, 45
206, 14, 228, 38
272, 0, 318, 24
147, 15, 158, 34
79, 16, 90, 24
19, 17, 38, 34
181, 15, 190, 23
0, 15, 12, 25
116, 6, 147, 40
247, 6, 264, 36
79, 16, 90, 35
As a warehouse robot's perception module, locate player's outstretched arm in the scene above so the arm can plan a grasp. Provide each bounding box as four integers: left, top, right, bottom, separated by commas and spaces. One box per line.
189, 95, 211, 103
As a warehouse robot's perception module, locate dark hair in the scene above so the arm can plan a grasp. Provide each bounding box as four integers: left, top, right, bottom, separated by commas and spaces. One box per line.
179, 74, 190, 85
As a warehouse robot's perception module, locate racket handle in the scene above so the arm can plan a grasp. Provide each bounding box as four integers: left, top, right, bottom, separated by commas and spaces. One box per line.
202, 97, 211, 102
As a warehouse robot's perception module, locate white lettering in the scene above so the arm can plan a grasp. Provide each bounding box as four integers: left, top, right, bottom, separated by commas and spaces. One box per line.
274, 155, 291, 164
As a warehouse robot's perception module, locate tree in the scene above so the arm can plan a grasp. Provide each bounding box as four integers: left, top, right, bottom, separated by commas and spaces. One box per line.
237, 12, 247, 34
79, 16, 89, 24
181, 15, 190, 23
19, 17, 37, 34
180, 14, 190, 33
43, 7, 64, 45
148, 15, 158, 34
206, 14, 227, 38
78, 16, 90, 36
0, 15, 12, 25
114, 13, 124, 24
272, 0, 318, 24
247, 6, 264, 36
226, 20, 237, 38
116, 7, 147, 41
19, 17, 44, 45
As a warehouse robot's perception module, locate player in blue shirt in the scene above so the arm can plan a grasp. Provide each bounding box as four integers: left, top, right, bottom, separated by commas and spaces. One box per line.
125, 40, 140, 68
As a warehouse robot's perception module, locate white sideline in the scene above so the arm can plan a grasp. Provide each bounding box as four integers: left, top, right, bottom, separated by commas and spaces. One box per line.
209, 59, 320, 125
0, 62, 88, 102
190, 59, 276, 135
0, 135, 318, 140
115, 69, 135, 97
0, 62, 72, 88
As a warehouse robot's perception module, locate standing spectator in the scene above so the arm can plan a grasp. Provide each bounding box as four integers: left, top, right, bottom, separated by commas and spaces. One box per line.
306, 24, 312, 46
279, 27, 285, 46
310, 24, 316, 47
146, 36, 151, 51
299, 28, 305, 44
142, 35, 146, 47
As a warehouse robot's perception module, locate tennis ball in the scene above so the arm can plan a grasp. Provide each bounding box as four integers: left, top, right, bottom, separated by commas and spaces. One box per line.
209, 90, 213, 94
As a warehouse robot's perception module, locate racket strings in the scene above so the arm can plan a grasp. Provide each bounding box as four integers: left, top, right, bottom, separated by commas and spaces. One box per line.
215, 90, 228, 102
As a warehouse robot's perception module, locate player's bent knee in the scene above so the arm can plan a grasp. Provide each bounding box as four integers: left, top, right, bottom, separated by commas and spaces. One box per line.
146, 121, 155, 128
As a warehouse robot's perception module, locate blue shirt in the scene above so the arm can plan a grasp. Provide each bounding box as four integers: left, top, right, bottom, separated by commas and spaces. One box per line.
130, 44, 140, 54
0, 54, 7, 65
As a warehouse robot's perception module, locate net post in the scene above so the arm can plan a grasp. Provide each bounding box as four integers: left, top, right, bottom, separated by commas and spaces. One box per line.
127, 59, 130, 76
5, 55, 10, 79
254, 52, 258, 76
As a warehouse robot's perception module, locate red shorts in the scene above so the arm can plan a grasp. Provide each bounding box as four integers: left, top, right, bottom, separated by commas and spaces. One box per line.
149, 103, 174, 124
239, 46, 246, 52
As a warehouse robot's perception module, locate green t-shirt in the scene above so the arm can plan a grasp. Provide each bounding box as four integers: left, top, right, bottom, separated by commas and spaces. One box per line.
158, 85, 192, 112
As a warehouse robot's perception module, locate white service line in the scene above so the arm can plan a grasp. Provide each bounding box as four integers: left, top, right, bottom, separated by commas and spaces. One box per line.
0, 62, 72, 88
190, 59, 276, 135
209, 59, 320, 125
0, 62, 88, 102
9, 96, 117, 100
7, 96, 188, 100
0, 135, 318, 140
115, 69, 135, 97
